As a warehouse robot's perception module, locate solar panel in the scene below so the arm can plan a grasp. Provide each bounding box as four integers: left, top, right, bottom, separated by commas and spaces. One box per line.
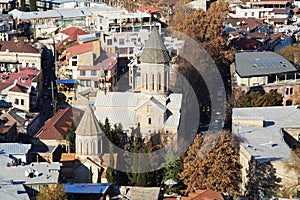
248, 57, 283, 68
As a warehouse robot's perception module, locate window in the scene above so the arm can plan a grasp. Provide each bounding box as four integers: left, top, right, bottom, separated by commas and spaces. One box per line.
152, 74, 155, 90
290, 88, 293, 95
80, 70, 86, 76
21, 99, 24, 105
86, 80, 91, 87
107, 39, 112, 45
26, 63, 29, 67
119, 48, 127, 54
148, 118, 151, 125
244, 12, 247, 17
91, 70, 97, 76
32, 63, 35, 67
286, 88, 289, 95
15, 98, 19, 105
146, 74, 148, 89
72, 60, 77, 66
158, 73, 161, 90
119, 38, 125, 45
252, 12, 254, 16
94, 81, 98, 88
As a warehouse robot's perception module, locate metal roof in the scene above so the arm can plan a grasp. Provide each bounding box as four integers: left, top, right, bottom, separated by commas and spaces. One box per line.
232, 106, 300, 162
235, 51, 297, 77
0, 143, 31, 155
0, 162, 61, 185
63, 183, 111, 194
140, 26, 171, 64
0, 183, 30, 200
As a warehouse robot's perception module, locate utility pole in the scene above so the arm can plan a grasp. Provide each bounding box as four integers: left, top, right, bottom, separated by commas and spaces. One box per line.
51, 81, 56, 114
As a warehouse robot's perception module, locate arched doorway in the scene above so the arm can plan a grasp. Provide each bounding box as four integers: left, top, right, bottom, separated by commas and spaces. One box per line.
286, 99, 293, 106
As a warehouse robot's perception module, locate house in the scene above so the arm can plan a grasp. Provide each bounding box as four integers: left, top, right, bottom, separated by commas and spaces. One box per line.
77, 52, 117, 92
35, 0, 91, 11
0, 107, 36, 134
0, 41, 42, 71
232, 106, 300, 194
229, 1, 291, 26
231, 51, 300, 106
57, 26, 89, 42
58, 40, 101, 81
0, 143, 31, 164
0, 181, 30, 200
63, 183, 112, 200
34, 106, 84, 151
181, 189, 224, 200
0, 122, 17, 142
116, 186, 162, 200
225, 17, 265, 33
0, 161, 61, 199
0, 67, 43, 111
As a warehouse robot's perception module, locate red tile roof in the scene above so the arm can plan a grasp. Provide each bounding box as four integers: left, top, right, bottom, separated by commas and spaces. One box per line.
66, 42, 93, 58
36, 106, 84, 140
78, 53, 117, 71
0, 41, 39, 53
226, 17, 264, 31
0, 82, 12, 91
182, 190, 224, 200
60, 26, 89, 41
9, 84, 28, 93
138, 6, 161, 14
0, 67, 40, 88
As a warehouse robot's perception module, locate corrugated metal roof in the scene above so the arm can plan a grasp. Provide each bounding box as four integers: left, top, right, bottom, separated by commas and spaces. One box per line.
0, 143, 31, 155
235, 51, 297, 77
95, 109, 136, 126
63, 183, 111, 194
95, 92, 139, 108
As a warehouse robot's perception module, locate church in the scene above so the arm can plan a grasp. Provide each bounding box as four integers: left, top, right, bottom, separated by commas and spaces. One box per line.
75, 27, 183, 158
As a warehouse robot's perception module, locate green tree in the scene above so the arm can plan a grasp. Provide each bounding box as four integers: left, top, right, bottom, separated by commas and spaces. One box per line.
245, 158, 281, 199
65, 122, 76, 153
20, 0, 26, 11
64, 115, 81, 153
29, 0, 37, 11
180, 132, 242, 197
126, 136, 149, 186
36, 184, 67, 200
237, 90, 283, 107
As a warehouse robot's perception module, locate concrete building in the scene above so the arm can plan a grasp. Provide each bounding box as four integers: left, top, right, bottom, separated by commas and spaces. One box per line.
0, 143, 31, 164
231, 51, 300, 106
232, 106, 300, 194
0, 41, 42, 71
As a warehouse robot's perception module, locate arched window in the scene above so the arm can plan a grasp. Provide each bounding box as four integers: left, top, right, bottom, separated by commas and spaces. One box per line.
146, 74, 148, 89
158, 73, 161, 90
148, 118, 152, 125
152, 74, 155, 90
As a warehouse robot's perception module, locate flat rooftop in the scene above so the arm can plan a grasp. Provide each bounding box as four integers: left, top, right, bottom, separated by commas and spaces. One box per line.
235, 51, 297, 78
232, 106, 300, 162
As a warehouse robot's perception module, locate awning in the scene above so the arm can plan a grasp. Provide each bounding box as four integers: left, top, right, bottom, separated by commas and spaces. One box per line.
58, 79, 77, 84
